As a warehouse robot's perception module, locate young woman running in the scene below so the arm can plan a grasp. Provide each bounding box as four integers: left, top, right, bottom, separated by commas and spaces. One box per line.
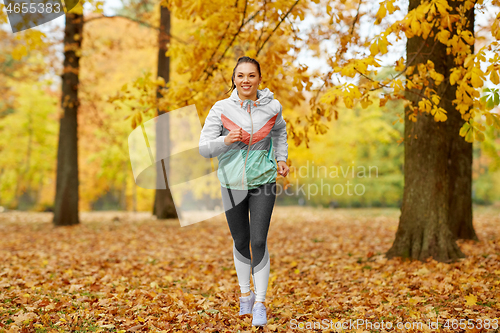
199, 56, 289, 326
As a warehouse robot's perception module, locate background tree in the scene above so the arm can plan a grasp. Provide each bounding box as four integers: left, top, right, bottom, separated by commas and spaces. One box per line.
312, 0, 500, 262
386, 0, 473, 262
152, 2, 178, 219
1, 0, 499, 236
53, 4, 84, 226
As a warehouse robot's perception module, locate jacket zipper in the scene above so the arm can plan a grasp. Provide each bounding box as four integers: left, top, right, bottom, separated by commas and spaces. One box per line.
242, 102, 254, 189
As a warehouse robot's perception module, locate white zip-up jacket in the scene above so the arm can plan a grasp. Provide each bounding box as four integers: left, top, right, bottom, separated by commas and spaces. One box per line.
199, 88, 288, 190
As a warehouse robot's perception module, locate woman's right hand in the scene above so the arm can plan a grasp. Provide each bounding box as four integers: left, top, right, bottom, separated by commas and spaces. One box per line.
224, 128, 243, 146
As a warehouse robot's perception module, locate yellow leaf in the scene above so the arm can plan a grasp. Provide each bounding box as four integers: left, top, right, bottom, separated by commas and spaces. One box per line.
475, 129, 485, 141
461, 30, 474, 45
464, 54, 475, 68
435, 0, 452, 16
409, 309, 420, 319
490, 113, 500, 129
490, 70, 499, 85
433, 107, 447, 122
492, 18, 500, 40
408, 298, 419, 305
414, 266, 430, 276
465, 126, 474, 142
418, 99, 432, 113
344, 97, 353, 108
431, 94, 440, 105
267, 324, 279, 331
370, 42, 379, 56
379, 38, 389, 54
411, 18, 420, 36
470, 68, 485, 88
341, 64, 357, 77
395, 57, 405, 71
376, 4, 387, 23
12, 45, 27, 60
156, 77, 166, 86
464, 294, 477, 307
485, 112, 493, 126
386, 0, 396, 13
421, 21, 432, 39
459, 122, 471, 137
437, 29, 450, 44
360, 96, 373, 108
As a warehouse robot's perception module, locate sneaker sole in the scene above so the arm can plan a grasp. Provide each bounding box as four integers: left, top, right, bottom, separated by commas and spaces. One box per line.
252, 321, 267, 326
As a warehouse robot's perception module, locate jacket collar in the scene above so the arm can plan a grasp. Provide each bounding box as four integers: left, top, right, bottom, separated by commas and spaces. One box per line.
230, 88, 275, 111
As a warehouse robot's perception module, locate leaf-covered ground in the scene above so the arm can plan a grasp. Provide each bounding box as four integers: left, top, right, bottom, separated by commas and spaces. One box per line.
1, 206, 500, 333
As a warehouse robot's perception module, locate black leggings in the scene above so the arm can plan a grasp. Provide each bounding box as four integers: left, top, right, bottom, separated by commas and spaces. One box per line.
221, 182, 276, 302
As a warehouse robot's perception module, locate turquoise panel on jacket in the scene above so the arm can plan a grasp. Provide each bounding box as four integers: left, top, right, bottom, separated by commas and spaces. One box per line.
218, 145, 277, 190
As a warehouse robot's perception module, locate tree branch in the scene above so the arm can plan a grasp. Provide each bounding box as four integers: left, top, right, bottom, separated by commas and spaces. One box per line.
350, 0, 362, 37
84, 14, 187, 44
201, 1, 266, 82
256, 0, 268, 47
255, 0, 300, 57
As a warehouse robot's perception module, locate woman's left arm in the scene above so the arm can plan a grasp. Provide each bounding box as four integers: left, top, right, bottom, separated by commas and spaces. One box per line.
271, 101, 289, 177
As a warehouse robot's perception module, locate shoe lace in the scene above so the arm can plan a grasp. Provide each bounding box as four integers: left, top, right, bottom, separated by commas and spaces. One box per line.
254, 304, 266, 317
241, 298, 253, 312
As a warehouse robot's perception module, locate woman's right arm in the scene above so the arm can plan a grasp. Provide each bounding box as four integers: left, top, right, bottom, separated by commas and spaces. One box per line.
199, 104, 231, 158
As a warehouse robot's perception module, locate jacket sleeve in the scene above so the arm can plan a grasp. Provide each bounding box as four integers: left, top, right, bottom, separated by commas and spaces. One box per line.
199, 104, 231, 158
271, 101, 288, 162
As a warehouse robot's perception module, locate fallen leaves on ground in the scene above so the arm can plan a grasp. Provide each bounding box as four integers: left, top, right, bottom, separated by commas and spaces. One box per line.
1, 206, 500, 333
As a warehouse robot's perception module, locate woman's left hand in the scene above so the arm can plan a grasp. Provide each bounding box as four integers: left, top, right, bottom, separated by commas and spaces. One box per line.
277, 161, 289, 177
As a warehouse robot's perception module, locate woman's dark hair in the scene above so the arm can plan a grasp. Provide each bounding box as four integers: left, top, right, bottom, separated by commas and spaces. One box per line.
225, 56, 262, 95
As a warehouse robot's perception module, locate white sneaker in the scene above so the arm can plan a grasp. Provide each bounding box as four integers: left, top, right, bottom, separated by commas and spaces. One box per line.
239, 290, 256, 315
252, 302, 267, 326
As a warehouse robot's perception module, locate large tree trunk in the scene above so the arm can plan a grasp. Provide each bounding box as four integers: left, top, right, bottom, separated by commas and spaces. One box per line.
153, 3, 178, 219
386, 0, 476, 262
53, 11, 83, 226
447, 0, 478, 242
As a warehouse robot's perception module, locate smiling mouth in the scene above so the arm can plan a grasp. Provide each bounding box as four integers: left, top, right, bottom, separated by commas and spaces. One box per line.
242, 85, 252, 90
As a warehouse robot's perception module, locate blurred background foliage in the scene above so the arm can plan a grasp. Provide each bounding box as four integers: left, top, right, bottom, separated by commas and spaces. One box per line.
1, 1, 499, 212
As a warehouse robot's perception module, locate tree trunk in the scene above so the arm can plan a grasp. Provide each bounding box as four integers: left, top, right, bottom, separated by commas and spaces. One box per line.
53, 11, 83, 226
154, 2, 178, 219
386, 0, 472, 262
447, 0, 478, 242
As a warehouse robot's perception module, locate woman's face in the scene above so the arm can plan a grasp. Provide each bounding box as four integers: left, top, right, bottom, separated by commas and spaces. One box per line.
234, 62, 262, 101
